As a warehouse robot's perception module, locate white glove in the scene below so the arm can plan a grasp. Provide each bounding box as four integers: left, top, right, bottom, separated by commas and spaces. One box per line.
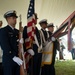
19, 38, 23, 44
51, 37, 56, 41
27, 49, 35, 56
13, 56, 23, 66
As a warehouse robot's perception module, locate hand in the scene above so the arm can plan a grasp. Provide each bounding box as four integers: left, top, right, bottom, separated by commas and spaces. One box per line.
27, 49, 35, 56
13, 56, 23, 66
51, 37, 56, 41
19, 38, 23, 44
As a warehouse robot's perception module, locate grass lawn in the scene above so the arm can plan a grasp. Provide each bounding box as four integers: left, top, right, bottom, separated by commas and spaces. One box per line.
55, 60, 75, 75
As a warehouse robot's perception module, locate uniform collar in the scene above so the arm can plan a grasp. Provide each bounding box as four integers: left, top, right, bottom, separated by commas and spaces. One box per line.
41, 28, 46, 31
8, 25, 14, 30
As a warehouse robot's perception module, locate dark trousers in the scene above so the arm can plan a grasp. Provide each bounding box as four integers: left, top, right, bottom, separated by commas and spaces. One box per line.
28, 53, 42, 75
0, 63, 3, 75
3, 62, 20, 75
71, 48, 75, 60
41, 65, 55, 75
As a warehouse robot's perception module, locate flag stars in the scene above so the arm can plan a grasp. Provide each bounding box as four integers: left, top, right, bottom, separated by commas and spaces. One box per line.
28, 14, 30, 17
31, 3, 33, 5
27, 0, 34, 18
30, 6, 32, 9
28, 10, 31, 13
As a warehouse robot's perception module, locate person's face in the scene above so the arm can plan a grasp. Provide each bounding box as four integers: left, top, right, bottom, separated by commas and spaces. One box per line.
48, 27, 54, 32
7, 17, 17, 28
41, 23, 47, 29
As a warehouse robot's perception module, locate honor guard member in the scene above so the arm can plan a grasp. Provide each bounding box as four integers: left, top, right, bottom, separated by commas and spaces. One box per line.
23, 13, 42, 75
0, 10, 23, 75
0, 21, 3, 75
41, 23, 59, 75
39, 19, 49, 46
39, 19, 50, 75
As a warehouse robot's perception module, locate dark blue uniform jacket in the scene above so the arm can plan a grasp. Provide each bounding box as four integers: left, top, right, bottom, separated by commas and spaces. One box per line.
0, 25, 19, 66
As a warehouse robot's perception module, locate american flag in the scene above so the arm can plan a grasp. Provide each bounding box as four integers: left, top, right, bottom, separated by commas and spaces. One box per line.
25, 0, 35, 70
27, 0, 36, 43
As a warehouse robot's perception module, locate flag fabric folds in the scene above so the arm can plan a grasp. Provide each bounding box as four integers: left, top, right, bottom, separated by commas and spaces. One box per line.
27, 0, 35, 43
24, 0, 35, 70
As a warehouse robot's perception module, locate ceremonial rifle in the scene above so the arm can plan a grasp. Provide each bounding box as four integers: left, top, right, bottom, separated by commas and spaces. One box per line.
18, 15, 27, 75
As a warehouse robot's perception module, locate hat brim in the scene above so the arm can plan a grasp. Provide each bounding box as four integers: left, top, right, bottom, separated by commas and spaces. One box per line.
5, 15, 18, 18
35, 17, 38, 19
39, 22, 48, 25
47, 26, 54, 28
